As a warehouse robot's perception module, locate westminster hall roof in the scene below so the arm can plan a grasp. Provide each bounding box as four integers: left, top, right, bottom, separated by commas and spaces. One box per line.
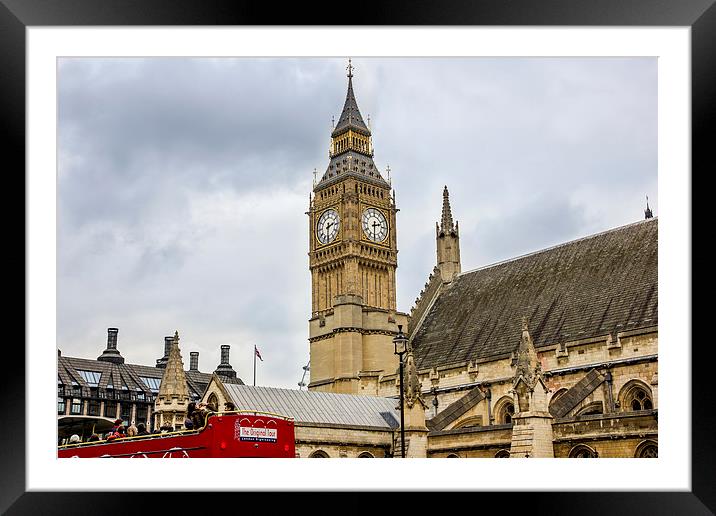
411, 217, 658, 371
222, 383, 399, 430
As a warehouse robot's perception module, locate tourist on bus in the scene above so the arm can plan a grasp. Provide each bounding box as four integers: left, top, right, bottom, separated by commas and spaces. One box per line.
191, 403, 204, 429
184, 402, 196, 430
136, 423, 149, 436
193, 402, 211, 429
127, 420, 138, 437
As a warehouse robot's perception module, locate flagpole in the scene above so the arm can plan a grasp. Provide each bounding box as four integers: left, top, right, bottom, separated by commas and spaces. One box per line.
253, 346, 256, 386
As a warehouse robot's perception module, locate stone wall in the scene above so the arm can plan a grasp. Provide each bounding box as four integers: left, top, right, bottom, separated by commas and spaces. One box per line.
295, 424, 393, 458
427, 424, 513, 458
552, 411, 658, 457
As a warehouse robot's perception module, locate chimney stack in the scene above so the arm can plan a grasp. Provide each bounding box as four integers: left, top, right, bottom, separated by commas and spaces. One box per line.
190, 352, 199, 371
214, 344, 237, 380
97, 327, 125, 364
156, 336, 173, 368
107, 328, 119, 349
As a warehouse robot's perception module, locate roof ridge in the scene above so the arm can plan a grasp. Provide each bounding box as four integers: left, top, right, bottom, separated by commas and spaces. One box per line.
459, 217, 657, 278
234, 383, 393, 400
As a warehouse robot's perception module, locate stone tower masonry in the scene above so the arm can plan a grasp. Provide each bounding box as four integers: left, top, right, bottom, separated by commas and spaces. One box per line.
436, 186, 461, 283
154, 330, 190, 430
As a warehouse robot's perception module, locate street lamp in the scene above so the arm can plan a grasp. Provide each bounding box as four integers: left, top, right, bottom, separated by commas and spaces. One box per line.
393, 324, 407, 458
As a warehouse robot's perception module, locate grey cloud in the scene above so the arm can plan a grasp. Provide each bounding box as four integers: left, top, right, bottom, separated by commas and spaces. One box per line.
57, 57, 657, 389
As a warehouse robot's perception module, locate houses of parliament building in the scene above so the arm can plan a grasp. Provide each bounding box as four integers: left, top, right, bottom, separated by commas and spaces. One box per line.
60, 61, 658, 458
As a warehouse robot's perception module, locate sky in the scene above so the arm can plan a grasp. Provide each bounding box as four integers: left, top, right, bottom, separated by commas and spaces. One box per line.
57, 57, 657, 389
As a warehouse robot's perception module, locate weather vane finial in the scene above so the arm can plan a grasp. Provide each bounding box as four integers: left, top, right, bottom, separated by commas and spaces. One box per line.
347, 58, 354, 79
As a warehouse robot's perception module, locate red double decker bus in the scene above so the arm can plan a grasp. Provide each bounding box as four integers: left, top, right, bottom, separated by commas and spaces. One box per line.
58, 411, 295, 458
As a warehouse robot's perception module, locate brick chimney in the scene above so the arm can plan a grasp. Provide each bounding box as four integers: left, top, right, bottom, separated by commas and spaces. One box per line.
156, 336, 173, 368
190, 352, 199, 371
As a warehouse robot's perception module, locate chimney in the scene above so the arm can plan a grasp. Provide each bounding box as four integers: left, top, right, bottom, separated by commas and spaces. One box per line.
97, 327, 125, 364
214, 344, 237, 380
156, 336, 173, 368
190, 352, 199, 371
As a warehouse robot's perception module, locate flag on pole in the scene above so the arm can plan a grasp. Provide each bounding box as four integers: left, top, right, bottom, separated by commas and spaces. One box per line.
255, 346, 263, 361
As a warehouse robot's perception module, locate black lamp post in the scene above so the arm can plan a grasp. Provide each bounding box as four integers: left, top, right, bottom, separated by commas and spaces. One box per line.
393, 324, 407, 458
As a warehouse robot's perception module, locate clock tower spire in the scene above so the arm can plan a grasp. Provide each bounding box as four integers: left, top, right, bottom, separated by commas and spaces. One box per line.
307, 60, 407, 395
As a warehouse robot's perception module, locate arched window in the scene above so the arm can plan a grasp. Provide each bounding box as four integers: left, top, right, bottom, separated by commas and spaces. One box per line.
495, 449, 510, 458
207, 393, 219, 412
494, 397, 515, 425
568, 444, 598, 458
446, 453, 459, 458
634, 440, 658, 458
358, 452, 374, 458
618, 381, 653, 412
575, 401, 604, 417
310, 450, 330, 458
453, 416, 483, 429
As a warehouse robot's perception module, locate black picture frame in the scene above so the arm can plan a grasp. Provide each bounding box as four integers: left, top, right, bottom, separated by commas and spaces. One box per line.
3, 0, 711, 513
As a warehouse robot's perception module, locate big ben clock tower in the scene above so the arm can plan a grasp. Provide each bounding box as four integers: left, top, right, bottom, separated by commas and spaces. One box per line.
307, 60, 407, 395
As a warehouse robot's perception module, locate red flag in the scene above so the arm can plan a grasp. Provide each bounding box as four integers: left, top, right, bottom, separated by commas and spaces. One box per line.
255, 346, 263, 361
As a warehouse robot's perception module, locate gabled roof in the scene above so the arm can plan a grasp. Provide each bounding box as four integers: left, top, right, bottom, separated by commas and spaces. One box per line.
412, 218, 658, 370
222, 383, 399, 430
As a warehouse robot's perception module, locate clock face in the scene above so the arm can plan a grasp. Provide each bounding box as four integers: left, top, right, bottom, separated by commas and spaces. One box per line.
316, 209, 340, 245
362, 208, 389, 242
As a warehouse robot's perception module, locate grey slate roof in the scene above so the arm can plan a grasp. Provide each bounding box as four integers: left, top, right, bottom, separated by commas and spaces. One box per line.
223, 384, 400, 430
58, 355, 243, 399
412, 218, 658, 370
317, 150, 387, 190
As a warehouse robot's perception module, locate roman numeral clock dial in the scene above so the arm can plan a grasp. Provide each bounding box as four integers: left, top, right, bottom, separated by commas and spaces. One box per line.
317, 208, 340, 245
362, 208, 388, 243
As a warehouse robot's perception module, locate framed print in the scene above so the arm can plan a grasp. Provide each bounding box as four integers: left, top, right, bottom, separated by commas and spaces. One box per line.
3, 0, 713, 513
